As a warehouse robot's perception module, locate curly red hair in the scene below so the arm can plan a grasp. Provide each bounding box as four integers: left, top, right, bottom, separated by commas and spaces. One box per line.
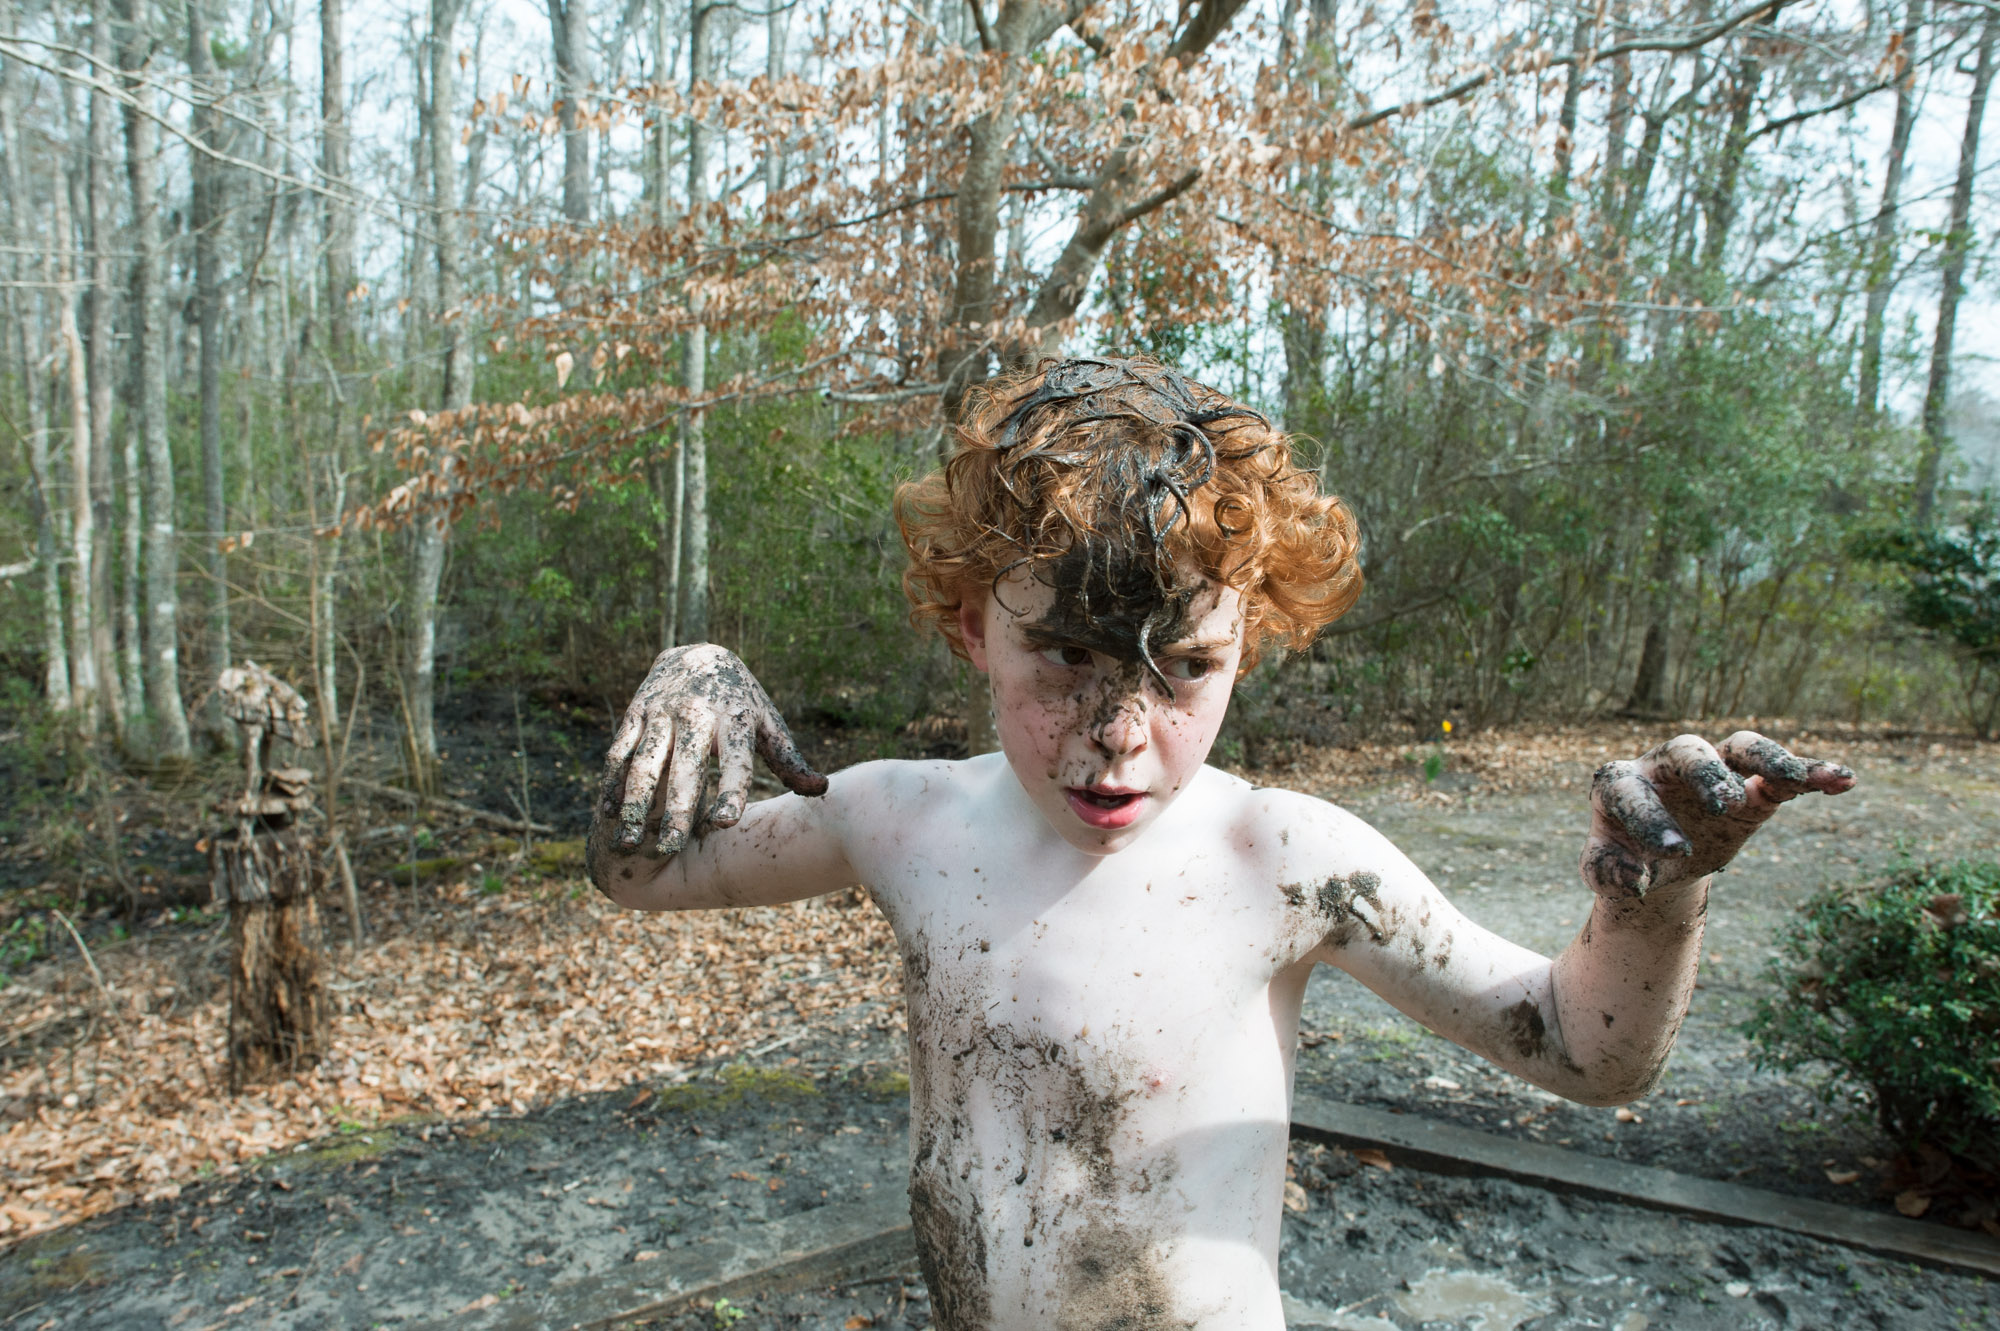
895, 357, 1362, 672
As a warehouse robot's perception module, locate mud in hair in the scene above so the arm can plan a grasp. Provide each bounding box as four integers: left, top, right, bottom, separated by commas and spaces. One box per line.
896, 356, 1364, 673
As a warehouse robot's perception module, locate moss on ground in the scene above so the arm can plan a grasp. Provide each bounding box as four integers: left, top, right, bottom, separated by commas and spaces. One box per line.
655, 1064, 819, 1112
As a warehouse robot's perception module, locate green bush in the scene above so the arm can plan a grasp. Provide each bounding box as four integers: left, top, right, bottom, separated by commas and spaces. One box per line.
1744, 860, 2000, 1169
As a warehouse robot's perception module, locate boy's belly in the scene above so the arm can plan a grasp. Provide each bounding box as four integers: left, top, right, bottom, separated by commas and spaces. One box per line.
903, 999, 1295, 1329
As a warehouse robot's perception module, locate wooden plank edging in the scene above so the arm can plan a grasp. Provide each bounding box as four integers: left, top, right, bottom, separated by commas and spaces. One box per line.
1290, 1095, 2000, 1279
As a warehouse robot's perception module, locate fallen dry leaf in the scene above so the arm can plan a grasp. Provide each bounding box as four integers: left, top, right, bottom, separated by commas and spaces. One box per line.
1283, 1180, 1310, 1213
1895, 1189, 1931, 1218
457, 1293, 500, 1313
1825, 1169, 1861, 1185
0, 882, 904, 1241
1353, 1148, 1393, 1172
844, 1317, 875, 1329
1614, 1107, 1641, 1124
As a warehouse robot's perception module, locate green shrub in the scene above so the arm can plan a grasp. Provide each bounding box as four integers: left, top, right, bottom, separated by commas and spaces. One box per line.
1744, 860, 2000, 1168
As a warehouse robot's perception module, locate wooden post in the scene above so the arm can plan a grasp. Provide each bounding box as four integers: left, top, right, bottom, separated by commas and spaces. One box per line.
209, 771, 329, 1091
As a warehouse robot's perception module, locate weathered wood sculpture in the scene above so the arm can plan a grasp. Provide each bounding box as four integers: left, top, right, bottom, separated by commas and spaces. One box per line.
208, 662, 327, 1089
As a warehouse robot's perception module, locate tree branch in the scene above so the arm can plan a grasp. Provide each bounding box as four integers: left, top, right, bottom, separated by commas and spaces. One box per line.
1346, 1, 1782, 132
1115, 167, 1202, 228
966, 0, 996, 52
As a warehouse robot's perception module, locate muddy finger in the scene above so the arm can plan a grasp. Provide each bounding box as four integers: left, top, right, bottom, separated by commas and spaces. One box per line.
1644, 734, 1745, 816
1592, 761, 1691, 856
711, 719, 756, 827
616, 713, 675, 848
757, 712, 830, 797
1718, 731, 1852, 802
598, 706, 649, 817
658, 713, 718, 856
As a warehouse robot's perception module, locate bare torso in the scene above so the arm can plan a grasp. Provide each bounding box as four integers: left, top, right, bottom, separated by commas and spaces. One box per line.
850, 756, 1324, 1330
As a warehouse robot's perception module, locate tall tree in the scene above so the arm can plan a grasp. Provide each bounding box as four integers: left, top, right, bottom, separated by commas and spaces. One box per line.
86, 0, 124, 734
321, 0, 354, 360
187, 0, 231, 738
2, 12, 70, 711
1857, 0, 1927, 420
1914, 3, 1996, 525
677, 0, 710, 644
55, 180, 101, 731
547, 0, 591, 223
406, 0, 473, 790
116, 0, 191, 759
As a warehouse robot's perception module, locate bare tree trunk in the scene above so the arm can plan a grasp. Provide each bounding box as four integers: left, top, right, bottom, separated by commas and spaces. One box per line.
1698, 31, 1767, 275
763, 0, 787, 205
1857, 0, 1926, 420
117, 0, 192, 760
56, 185, 101, 733
26, 333, 71, 713
188, 0, 231, 739
677, 0, 709, 645
87, 0, 124, 736
1915, 3, 1998, 527
4, 12, 70, 712
406, 0, 471, 793
1625, 537, 1675, 717
321, 0, 353, 359
431, 0, 470, 413
547, 0, 592, 223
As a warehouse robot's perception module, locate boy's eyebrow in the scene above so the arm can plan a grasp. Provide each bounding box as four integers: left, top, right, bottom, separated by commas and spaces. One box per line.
1162, 635, 1236, 652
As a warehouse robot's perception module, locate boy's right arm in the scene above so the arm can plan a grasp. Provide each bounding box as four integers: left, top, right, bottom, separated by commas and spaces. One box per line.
587, 644, 851, 911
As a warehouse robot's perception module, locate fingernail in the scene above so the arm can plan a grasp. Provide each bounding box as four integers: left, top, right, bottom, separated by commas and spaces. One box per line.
657, 827, 686, 856
1660, 830, 1690, 854
616, 826, 642, 849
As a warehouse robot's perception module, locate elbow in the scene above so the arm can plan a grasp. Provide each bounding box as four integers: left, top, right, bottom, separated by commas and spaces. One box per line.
1561, 1054, 1670, 1108
585, 827, 641, 908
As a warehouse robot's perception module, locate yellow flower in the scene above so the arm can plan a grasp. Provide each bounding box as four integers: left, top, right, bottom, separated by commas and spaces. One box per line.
1441, 720, 1453, 734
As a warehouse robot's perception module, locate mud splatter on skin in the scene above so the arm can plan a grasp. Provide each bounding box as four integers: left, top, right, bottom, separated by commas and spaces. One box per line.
1052, 1218, 1192, 1331
896, 925, 1189, 1330
1281, 871, 1389, 947
1502, 998, 1548, 1061
910, 1157, 991, 1329
1499, 998, 1585, 1076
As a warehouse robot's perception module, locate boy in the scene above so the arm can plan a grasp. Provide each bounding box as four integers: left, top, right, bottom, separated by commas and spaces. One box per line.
587, 357, 1854, 1330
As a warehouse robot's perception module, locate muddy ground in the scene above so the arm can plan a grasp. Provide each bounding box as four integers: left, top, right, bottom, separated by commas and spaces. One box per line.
3, 710, 1997, 1328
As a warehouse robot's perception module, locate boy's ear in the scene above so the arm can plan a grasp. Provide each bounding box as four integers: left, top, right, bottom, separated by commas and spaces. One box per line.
958, 595, 991, 673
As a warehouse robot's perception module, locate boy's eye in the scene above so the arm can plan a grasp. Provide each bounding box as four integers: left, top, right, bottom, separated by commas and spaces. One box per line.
1164, 657, 1216, 682
1038, 644, 1094, 668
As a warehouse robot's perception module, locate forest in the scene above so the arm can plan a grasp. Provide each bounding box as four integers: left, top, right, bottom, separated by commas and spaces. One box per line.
2, 0, 1999, 772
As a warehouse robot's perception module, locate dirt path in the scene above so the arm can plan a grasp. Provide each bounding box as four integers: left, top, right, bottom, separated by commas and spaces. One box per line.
3, 723, 1995, 1328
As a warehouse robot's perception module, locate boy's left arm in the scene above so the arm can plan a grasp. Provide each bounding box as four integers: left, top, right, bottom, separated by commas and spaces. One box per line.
1301, 731, 1853, 1105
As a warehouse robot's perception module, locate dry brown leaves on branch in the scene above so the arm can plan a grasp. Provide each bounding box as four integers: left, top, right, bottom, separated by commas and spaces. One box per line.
0, 882, 901, 1242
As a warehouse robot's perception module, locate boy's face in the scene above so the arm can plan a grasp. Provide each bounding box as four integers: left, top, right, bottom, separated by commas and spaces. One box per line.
960, 566, 1245, 856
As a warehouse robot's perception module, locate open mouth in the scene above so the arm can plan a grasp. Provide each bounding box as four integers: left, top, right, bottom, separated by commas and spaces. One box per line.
1064, 786, 1146, 830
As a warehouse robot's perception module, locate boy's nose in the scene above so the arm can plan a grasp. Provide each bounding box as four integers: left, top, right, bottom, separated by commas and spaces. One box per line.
1089, 693, 1149, 755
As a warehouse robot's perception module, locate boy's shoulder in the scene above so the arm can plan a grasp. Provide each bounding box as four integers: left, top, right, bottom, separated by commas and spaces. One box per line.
1210, 770, 1394, 875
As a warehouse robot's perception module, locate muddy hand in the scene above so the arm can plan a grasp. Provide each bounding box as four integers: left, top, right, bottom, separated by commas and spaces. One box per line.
1581, 731, 1855, 898
598, 644, 829, 856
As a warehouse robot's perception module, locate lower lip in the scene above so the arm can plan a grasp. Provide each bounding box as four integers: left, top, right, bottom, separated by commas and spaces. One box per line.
1065, 789, 1147, 830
